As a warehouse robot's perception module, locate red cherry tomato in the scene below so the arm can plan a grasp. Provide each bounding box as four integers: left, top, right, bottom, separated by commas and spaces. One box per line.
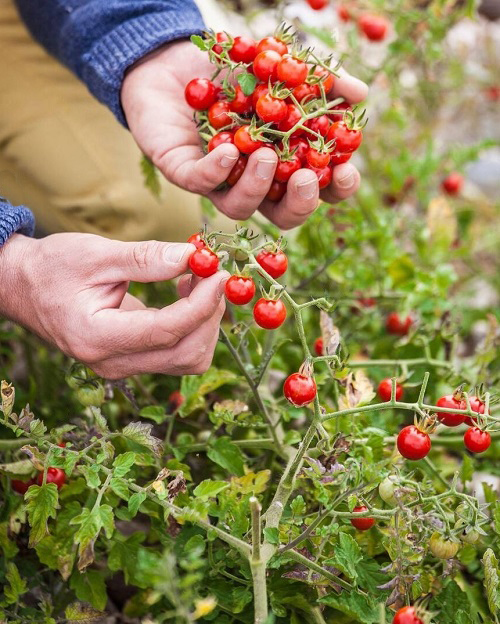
308, 164, 332, 189
229, 35, 257, 63
266, 181, 287, 202
213, 32, 230, 56
305, 114, 331, 137
256, 36, 288, 56
397, 425, 431, 460
208, 101, 233, 129
253, 50, 282, 82
385, 312, 412, 335
252, 84, 269, 110
187, 233, 207, 250
168, 390, 185, 413
289, 137, 310, 163
327, 121, 362, 152
337, 4, 352, 21
188, 248, 219, 278
274, 154, 302, 183
253, 298, 287, 329
284, 372, 317, 407
441, 172, 463, 196
224, 275, 256, 305
11, 478, 34, 495
358, 14, 390, 41
184, 78, 217, 111
330, 151, 352, 165
256, 93, 288, 124
436, 394, 466, 427
277, 56, 308, 88
378, 379, 403, 402
464, 396, 485, 426
464, 427, 491, 453
256, 250, 288, 278
313, 68, 334, 93
392, 606, 424, 624
307, 0, 330, 9
234, 126, 266, 154
208, 131, 235, 153
306, 149, 331, 168
278, 104, 305, 136
227, 155, 248, 186
292, 83, 318, 104
230, 85, 253, 115
37, 467, 66, 490
350, 506, 375, 531
314, 337, 324, 356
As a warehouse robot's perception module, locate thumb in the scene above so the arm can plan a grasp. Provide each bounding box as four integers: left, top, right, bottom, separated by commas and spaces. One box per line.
95, 240, 196, 283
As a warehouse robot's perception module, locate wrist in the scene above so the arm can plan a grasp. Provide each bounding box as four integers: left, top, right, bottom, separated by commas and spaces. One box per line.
0, 234, 34, 321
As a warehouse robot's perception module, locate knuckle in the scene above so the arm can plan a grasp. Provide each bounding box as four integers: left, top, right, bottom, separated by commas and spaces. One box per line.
71, 344, 101, 365
130, 241, 162, 271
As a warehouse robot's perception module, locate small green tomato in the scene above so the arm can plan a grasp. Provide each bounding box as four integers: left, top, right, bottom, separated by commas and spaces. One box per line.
429, 532, 460, 559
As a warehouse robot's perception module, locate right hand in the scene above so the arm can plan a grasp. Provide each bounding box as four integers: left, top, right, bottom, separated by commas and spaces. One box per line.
0, 233, 229, 379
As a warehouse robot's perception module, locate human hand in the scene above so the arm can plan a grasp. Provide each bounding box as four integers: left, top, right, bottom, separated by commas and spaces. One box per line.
0, 233, 228, 379
121, 40, 369, 230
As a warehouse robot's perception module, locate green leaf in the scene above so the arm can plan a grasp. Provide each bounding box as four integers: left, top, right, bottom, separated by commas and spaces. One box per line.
324, 532, 362, 582
180, 369, 239, 417
140, 155, 161, 198
108, 533, 146, 585
0, 459, 34, 476
110, 477, 130, 501
493, 502, 500, 535
290, 495, 306, 516
99, 505, 114, 539
264, 527, 280, 545
193, 479, 230, 500
433, 580, 478, 622
70, 507, 106, 570
4, 562, 28, 604
190, 34, 209, 51
207, 436, 245, 476
0, 522, 19, 558
70, 569, 107, 611
113, 452, 136, 477
128, 491, 147, 518
64, 602, 105, 623
139, 406, 166, 424
80, 465, 101, 489
25, 483, 59, 547
237, 72, 257, 96
482, 548, 500, 618
319, 590, 379, 623
121, 422, 163, 457
460, 453, 474, 484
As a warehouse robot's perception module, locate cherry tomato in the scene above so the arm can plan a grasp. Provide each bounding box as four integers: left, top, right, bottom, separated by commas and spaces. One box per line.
385, 312, 412, 335
234, 126, 266, 154
330, 151, 352, 165
485, 85, 500, 101
256, 93, 288, 124
229, 35, 257, 64
292, 83, 318, 104
378, 476, 398, 506
283, 372, 317, 407
464, 396, 485, 426
188, 248, 219, 278
184, 78, 217, 111
313, 68, 334, 93
253, 298, 287, 329
314, 337, 323, 356
436, 394, 466, 427
256, 250, 288, 278
225, 275, 256, 305
337, 4, 352, 21
308, 164, 332, 189
358, 14, 390, 42
208, 101, 233, 129
289, 137, 309, 163
256, 36, 288, 56
305, 115, 331, 136
277, 56, 308, 88
350, 506, 375, 531
11, 478, 34, 495
227, 155, 247, 186
278, 104, 305, 136
327, 121, 362, 152
230, 86, 253, 115
187, 233, 207, 249
252, 84, 269, 109
266, 181, 287, 202
378, 379, 403, 402
213, 32, 230, 56
253, 50, 282, 83
37, 467, 66, 490
397, 425, 431, 460
168, 390, 184, 413
464, 427, 491, 453
274, 154, 302, 183
429, 532, 460, 559
306, 148, 331, 168
392, 606, 424, 624
208, 131, 235, 153
307, 0, 329, 9
441, 172, 463, 196
75, 382, 105, 407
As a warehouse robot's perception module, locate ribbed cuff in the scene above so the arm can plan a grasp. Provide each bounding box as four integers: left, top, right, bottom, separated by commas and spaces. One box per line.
82, 8, 205, 127
0, 201, 35, 246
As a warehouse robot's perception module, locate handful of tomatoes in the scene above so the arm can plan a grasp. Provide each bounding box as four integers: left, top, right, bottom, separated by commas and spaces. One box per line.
184, 29, 366, 201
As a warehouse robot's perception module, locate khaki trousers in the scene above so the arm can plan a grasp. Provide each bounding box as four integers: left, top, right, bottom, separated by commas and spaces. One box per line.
0, 0, 232, 242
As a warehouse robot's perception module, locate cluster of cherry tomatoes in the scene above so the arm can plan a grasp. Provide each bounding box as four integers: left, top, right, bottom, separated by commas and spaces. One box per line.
184, 30, 366, 200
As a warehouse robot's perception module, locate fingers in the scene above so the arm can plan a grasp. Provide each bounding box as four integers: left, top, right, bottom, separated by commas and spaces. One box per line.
320, 163, 361, 204
209, 148, 278, 220
332, 67, 369, 104
259, 169, 320, 229
120, 293, 148, 311
85, 271, 229, 360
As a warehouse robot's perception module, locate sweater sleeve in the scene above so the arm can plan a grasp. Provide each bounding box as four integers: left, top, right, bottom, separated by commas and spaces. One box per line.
13, 0, 206, 126
0, 198, 35, 246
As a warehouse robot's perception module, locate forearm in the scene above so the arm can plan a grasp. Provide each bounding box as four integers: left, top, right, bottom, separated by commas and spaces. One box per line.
14, 0, 205, 125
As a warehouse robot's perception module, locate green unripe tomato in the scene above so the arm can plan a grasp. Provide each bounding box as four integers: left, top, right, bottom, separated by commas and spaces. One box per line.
460, 529, 480, 544
429, 532, 460, 559
75, 382, 105, 407
65, 363, 88, 390
234, 238, 253, 262
378, 476, 398, 506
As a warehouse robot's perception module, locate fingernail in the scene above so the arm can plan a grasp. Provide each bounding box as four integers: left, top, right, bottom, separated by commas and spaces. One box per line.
164, 243, 192, 264
256, 158, 276, 180
217, 276, 229, 298
221, 154, 238, 168
297, 179, 317, 199
337, 165, 356, 189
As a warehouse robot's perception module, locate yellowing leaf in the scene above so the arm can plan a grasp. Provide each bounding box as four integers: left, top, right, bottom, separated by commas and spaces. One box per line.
338, 371, 375, 409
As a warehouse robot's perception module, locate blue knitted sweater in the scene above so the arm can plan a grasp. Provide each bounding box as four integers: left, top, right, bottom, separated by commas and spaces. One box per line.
0, 0, 205, 246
